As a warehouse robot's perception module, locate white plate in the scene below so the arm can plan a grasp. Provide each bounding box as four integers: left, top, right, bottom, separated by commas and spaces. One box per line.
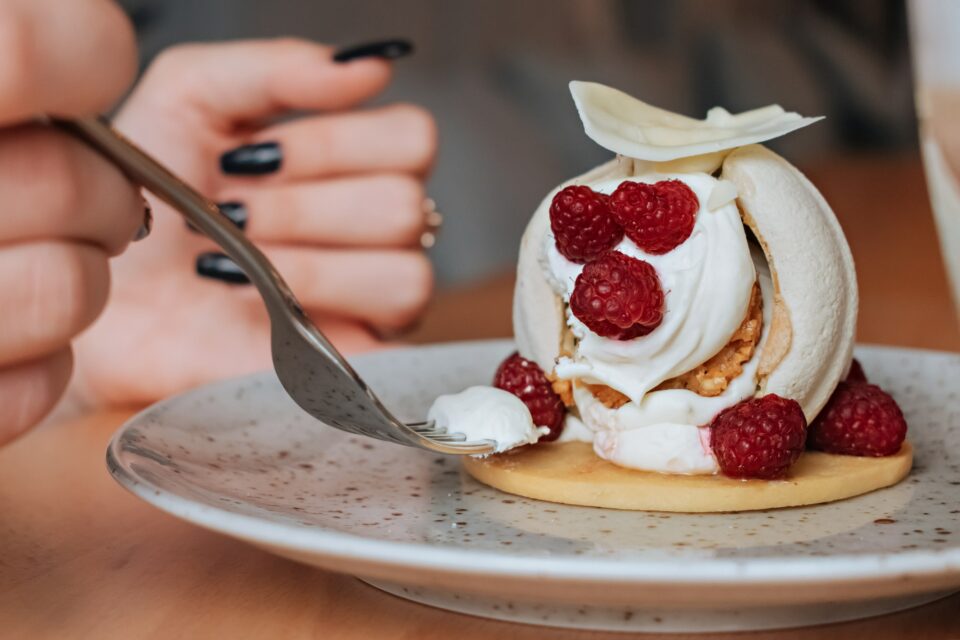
108, 340, 960, 633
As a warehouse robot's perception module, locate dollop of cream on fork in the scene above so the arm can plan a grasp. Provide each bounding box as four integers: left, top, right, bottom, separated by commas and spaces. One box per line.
428, 386, 547, 455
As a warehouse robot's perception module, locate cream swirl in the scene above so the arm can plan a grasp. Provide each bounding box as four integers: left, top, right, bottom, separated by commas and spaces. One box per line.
565, 245, 773, 474
548, 171, 755, 403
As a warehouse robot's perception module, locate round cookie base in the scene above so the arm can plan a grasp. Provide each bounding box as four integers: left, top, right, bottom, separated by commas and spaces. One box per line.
462, 441, 913, 513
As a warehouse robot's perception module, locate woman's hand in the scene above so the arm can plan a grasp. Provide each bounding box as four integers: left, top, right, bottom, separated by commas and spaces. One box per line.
0, 0, 143, 443
72, 39, 437, 408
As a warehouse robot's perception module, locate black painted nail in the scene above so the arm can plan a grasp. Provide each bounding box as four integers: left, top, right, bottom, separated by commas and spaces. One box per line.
134, 199, 152, 241
218, 201, 249, 230
195, 252, 250, 284
220, 142, 282, 175
333, 39, 413, 63
186, 201, 248, 234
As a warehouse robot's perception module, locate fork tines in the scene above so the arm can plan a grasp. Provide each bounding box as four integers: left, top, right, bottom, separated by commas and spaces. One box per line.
408, 421, 467, 442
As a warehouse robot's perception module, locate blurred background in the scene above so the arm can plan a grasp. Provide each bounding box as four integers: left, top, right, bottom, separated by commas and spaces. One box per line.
116, 0, 958, 349
117, 0, 916, 282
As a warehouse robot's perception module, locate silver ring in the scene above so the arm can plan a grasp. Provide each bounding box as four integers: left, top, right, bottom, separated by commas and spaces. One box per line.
420, 197, 443, 249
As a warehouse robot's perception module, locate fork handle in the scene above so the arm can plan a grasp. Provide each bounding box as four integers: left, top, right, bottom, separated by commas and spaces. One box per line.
53, 116, 298, 313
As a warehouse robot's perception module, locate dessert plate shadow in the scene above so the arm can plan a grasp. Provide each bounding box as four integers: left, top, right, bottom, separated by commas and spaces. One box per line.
107, 340, 960, 633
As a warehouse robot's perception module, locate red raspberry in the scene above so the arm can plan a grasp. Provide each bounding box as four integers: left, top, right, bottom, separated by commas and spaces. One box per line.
569, 251, 664, 340
845, 358, 867, 383
610, 179, 698, 254
709, 395, 807, 479
549, 186, 623, 263
808, 382, 907, 457
493, 352, 565, 441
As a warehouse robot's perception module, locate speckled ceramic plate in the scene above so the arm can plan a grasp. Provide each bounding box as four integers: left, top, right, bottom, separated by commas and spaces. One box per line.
107, 340, 960, 633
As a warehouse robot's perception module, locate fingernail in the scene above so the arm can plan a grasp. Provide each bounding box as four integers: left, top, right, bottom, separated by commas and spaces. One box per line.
195, 252, 250, 284
186, 201, 248, 233
218, 201, 249, 230
333, 38, 413, 63
134, 199, 153, 242
220, 142, 282, 176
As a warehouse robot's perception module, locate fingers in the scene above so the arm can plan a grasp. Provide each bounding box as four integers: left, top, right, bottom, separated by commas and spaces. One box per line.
222, 174, 427, 247
236, 103, 437, 180
133, 38, 392, 126
0, 125, 144, 255
0, 242, 110, 367
0, 0, 136, 124
266, 248, 433, 329
0, 0, 138, 441
0, 348, 73, 446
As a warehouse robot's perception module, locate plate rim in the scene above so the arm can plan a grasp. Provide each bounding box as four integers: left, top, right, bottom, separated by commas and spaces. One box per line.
106, 339, 960, 587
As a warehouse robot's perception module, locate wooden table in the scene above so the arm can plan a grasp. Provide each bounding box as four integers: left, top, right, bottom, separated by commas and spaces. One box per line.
1, 154, 958, 639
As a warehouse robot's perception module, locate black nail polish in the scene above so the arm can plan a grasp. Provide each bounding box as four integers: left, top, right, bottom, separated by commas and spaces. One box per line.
218, 201, 248, 230
333, 39, 413, 63
134, 200, 153, 242
186, 202, 248, 234
220, 142, 282, 176
195, 252, 250, 284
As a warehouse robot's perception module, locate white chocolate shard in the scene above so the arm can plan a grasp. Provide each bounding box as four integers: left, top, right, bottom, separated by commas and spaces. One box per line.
707, 179, 739, 211
653, 151, 728, 175
570, 81, 823, 162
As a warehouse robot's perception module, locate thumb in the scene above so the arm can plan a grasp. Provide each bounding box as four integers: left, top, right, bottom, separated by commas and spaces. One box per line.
129, 38, 394, 126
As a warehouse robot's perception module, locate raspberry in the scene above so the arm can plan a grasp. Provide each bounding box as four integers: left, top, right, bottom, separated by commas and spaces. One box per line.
846, 358, 867, 383
808, 382, 907, 457
709, 394, 807, 479
493, 352, 565, 441
569, 251, 664, 340
610, 179, 698, 254
549, 186, 623, 263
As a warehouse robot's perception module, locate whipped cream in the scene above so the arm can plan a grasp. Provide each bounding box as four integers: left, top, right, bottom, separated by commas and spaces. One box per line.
594, 423, 718, 474
427, 386, 547, 454
556, 413, 593, 443
548, 172, 755, 404
553, 233, 773, 475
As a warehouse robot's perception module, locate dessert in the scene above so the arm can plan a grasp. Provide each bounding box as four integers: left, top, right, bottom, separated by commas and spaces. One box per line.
432, 82, 911, 512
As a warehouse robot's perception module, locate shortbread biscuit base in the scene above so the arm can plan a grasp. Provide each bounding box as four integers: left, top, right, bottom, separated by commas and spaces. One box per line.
463, 441, 912, 513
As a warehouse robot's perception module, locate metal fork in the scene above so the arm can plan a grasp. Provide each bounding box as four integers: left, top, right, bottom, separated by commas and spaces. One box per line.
56, 116, 495, 456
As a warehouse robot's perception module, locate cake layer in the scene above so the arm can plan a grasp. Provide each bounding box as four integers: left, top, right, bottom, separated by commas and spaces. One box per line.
463, 442, 912, 513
